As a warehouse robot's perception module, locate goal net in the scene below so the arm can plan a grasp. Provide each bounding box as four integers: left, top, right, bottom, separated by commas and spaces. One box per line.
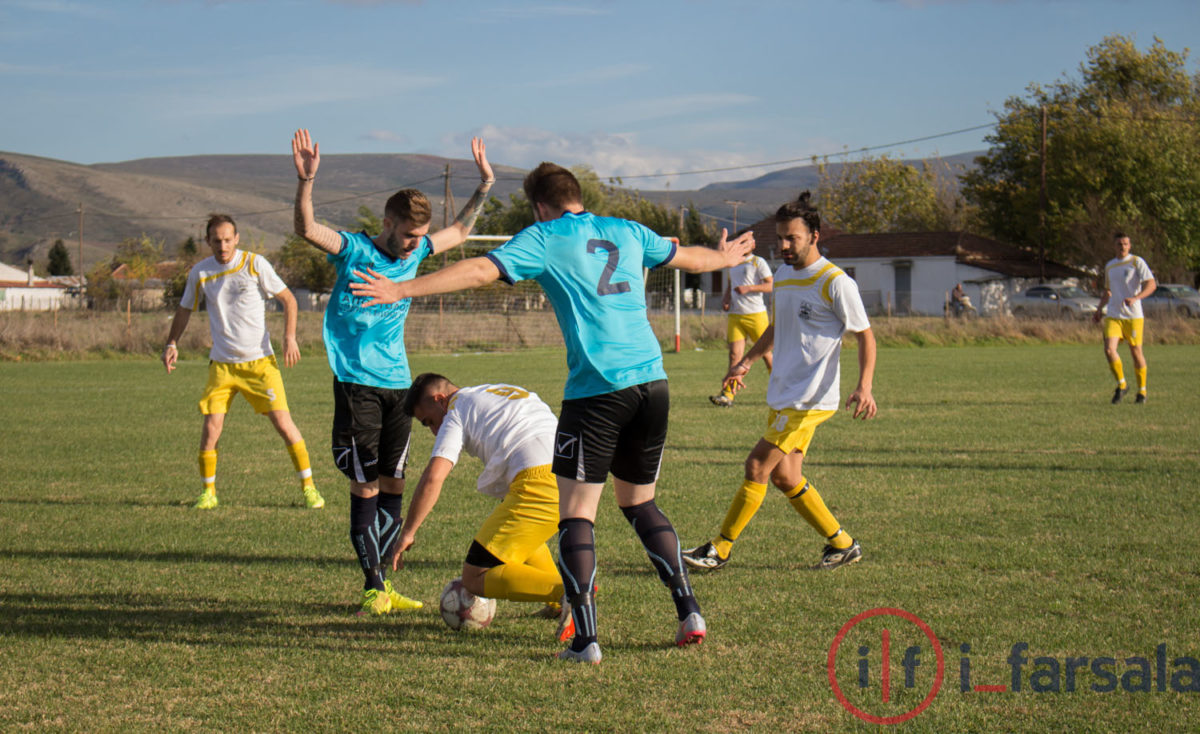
402, 235, 693, 353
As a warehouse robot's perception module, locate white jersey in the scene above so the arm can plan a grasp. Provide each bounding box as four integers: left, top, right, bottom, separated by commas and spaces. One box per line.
727, 255, 774, 315
430, 384, 559, 499
179, 250, 287, 364
768, 257, 870, 411
1104, 254, 1155, 319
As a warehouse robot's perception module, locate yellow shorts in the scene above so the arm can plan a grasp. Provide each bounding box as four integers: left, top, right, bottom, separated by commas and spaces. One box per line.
198, 355, 289, 415
474, 465, 559, 567
727, 311, 769, 343
1103, 317, 1144, 347
762, 408, 836, 455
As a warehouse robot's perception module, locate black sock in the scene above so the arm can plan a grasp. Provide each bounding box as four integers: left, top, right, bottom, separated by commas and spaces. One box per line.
557, 518, 597, 652
350, 494, 384, 591
376, 491, 404, 580
621, 499, 701, 621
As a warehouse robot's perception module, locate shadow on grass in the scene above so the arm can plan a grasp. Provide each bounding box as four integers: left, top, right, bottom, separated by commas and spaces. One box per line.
0, 547, 459, 574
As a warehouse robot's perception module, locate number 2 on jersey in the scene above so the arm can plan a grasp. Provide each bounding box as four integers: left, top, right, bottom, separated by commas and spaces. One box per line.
587, 239, 631, 296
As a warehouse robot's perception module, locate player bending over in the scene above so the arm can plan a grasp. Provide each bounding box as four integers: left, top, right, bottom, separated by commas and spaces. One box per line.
291, 128, 493, 616
683, 191, 877, 572
349, 162, 755, 663
163, 213, 324, 511
394, 373, 573, 640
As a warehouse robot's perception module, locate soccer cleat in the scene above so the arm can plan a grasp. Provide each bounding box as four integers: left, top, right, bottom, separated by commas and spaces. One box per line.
383, 579, 423, 611
303, 485, 325, 509
358, 587, 392, 616
557, 642, 602, 664
709, 393, 733, 407
193, 490, 218, 510
555, 596, 576, 642
682, 542, 729, 571
676, 612, 707, 646
1135, 393, 1146, 404
1112, 385, 1128, 404
818, 540, 863, 570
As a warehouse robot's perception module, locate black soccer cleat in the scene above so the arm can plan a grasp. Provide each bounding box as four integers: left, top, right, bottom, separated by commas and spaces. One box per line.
1111, 386, 1129, 404
818, 540, 862, 570
682, 542, 729, 571
1135, 393, 1146, 404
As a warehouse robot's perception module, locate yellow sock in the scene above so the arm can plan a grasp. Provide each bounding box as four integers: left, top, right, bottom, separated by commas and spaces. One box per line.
199, 450, 217, 493
714, 480, 768, 557
1108, 358, 1126, 388
482, 562, 562, 604
526, 543, 557, 576
1134, 367, 1147, 394
785, 479, 852, 550
286, 440, 315, 489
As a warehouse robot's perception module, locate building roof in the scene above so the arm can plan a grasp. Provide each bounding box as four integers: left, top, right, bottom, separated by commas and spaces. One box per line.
820, 231, 1092, 280
0, 261, 68, 289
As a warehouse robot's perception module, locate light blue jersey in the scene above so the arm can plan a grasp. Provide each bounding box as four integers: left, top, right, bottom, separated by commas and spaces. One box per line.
323, 231, 432, 389
486, 212, 677, 399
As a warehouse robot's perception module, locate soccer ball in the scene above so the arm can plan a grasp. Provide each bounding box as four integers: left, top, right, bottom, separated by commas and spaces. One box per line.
439, 577, 496, 631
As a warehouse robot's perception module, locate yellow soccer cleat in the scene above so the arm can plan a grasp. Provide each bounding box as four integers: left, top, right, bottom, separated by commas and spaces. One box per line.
303, 485, 325, 509
383, 579, 424, 611
359, 587, 392, 616
193, 489, 218, 510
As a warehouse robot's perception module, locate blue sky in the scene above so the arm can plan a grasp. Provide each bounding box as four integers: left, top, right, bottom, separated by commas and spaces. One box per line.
1, 0, 1196, 188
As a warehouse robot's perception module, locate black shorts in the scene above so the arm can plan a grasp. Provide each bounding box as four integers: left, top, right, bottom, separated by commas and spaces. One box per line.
552, 380, 668, 485
331, 378, 412, 482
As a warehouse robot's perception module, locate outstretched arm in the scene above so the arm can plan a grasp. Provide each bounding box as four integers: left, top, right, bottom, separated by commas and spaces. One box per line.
162, 307, 191, 373
845, 328, 877, 420
291, 129, 343, 255
668, 229, 755, 273
428, 137, 495, 255
722, 324, 775, 394
349, 256, 501, 307
392, 457, 455, 570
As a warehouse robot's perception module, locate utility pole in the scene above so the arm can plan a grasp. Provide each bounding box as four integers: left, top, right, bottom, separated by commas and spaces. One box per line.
725, 200, 744, 233
1039, 104, 1048, 284
77, 202, 84, 279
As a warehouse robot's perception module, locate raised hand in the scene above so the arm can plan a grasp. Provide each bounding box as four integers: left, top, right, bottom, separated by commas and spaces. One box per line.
717, 228, 755, 266
472, 137, 494, 184
292, 128, 320, 180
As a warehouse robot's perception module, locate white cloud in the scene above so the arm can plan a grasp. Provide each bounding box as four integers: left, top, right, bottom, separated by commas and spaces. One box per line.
361, 129, 409, 144
443, 124, 781, 189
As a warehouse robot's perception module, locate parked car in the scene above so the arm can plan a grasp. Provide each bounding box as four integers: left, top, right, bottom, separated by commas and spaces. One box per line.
1009, 284, 1100, 319
1141, 284, 1200, 318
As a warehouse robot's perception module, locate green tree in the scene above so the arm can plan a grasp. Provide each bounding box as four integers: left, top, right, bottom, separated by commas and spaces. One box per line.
274, 234, 337, 293
163, 236, 201, 308
817, 154, 972, 233
962, 35, 1200, 277
46, 238, 73, 276
356, 205, 383, 237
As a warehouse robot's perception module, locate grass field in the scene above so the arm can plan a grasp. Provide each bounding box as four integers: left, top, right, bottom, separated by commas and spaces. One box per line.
2, 344, 1198, 732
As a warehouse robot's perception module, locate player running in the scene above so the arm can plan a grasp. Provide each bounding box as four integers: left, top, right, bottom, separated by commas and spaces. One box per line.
291, 128, 494, 616
349, 161, 755, 663
394, 373, 573, 640
1092, 232, 1156, 404
163, 214, 324, 512
710, 251, 773, 407
683, 191, 877, 573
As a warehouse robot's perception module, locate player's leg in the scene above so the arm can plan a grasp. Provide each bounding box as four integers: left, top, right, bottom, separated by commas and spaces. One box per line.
746, 311, 772, 373
1127, 318, 1147, 402
555, 478, 604, 661
471, 466, 563, 606
711, 316, 744, 406
771, 412, 860, 569
331, 379, 392, 615
684, 437, 787, 570
613, 380, 704, 646
194, 362, 234, 509
375, 389, 421, 611
241, 356, 323, 508
1102, 320, 1127, 403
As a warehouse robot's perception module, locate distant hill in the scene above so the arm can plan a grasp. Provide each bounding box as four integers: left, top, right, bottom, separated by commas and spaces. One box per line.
0, 149, 982, 268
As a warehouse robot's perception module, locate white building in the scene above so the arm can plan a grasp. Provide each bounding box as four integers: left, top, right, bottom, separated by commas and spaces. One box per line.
0, 262, 73, 311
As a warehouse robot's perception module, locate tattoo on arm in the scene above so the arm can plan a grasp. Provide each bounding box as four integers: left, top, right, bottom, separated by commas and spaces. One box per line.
454, 182, 492, 231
